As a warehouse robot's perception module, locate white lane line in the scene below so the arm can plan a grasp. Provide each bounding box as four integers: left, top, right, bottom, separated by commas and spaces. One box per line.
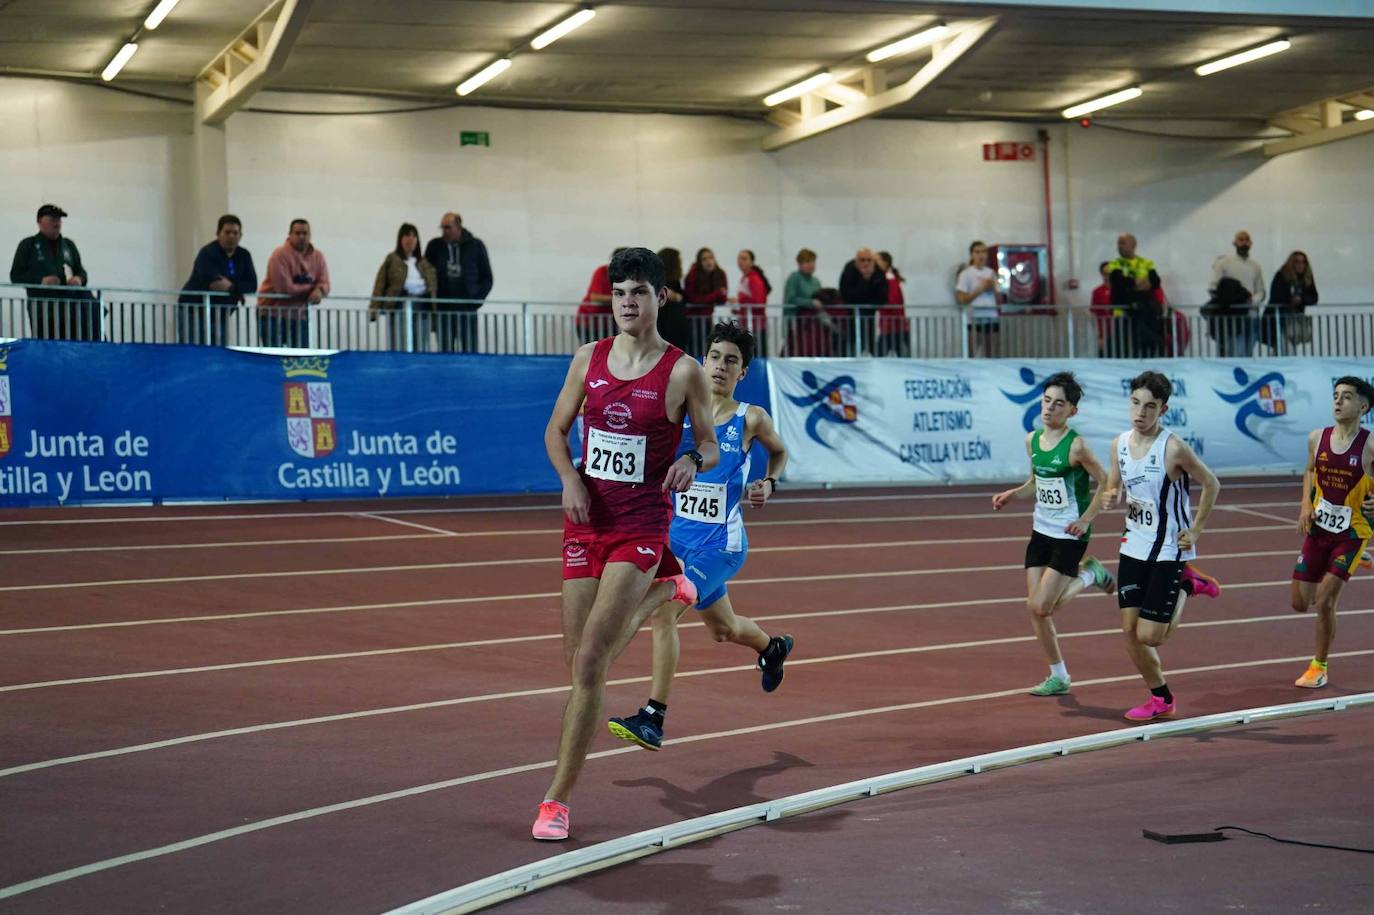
4, 605, 1368, 775
0, 574, 1314, 690
0, 645, 1365, 903
353, 513, 458, 537
1220, 504, 1297, 525
0, 515, 1291, 557
0, 527, 1300, 593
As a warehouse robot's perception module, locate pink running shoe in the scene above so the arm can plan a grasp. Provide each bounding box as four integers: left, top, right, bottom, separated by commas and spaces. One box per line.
532, 800, 570, 841
1124, 696, 1177, 722
657, 573, 698, 607
1181, 564, 1220, 599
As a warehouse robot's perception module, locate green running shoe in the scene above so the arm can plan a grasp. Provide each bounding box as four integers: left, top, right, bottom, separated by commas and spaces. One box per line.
1083, 555, 1116, 595
1029, 675, 1071, 696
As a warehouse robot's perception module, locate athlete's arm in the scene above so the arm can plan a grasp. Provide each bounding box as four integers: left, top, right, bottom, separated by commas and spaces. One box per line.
1065, 436, 1108, 536
1362, 434, 1374, 516
1171, 437, 1220, 550
1098, 434, 1124, 510
991, 432, 1035, 511
545, 344, 594, 526
663, 357, 719, 493
744, 406, 787, 508
1297, 429, 1319, 535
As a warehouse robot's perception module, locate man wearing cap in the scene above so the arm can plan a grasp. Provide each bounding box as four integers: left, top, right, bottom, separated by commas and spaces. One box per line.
9, 204, 96, 340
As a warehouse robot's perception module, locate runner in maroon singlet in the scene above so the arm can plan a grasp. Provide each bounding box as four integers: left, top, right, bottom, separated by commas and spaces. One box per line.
533, 248, 719, 841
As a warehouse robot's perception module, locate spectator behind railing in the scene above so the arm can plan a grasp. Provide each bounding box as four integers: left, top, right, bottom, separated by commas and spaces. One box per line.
258, 218, 330, 348
955, 240, 1001, 358
875, 250, 909, 357
1108, 233, 1163, 358
839, 247, 885, 357
1089, 260, 1114, 357
9, 203, 97, 341
369, 223, 437, 351
1263, 250, 1319, 353
423, 212, 493, 353
1206, 229, 1265, 357
731, 249, 770, 353
683, 247, 727, 353
577, 247, 625, 343
783, 247, 831, 357
656, 246, 692, 352
177, 214, 257, 346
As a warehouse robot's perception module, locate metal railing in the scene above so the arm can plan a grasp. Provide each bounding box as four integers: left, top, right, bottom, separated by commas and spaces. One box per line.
2, 283, 1370, 359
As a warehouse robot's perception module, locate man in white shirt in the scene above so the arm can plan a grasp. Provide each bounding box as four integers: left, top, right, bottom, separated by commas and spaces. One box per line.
1207, 230, 1264, 358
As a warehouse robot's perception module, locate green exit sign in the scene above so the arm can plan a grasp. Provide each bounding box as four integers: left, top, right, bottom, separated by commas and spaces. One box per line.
460, 131, 490, 147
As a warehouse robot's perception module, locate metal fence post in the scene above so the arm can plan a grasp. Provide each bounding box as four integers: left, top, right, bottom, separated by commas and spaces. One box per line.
404, 299, 414, 353
1065, 308, 1075, 359
1274, 308, 1285, 357
522, 302, 533, 355
960, 310, 970, 360
202, 292, 212, 346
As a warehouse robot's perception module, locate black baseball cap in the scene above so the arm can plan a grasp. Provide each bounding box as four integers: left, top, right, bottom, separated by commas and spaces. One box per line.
36, 204, 68, 219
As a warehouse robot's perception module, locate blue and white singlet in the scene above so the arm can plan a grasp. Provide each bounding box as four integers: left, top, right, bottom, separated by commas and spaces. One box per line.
671, 403, 752, 553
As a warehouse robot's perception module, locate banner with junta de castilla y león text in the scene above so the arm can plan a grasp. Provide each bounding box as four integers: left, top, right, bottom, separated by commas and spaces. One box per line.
0, 339, 573, 505
767, 358, 1374, 484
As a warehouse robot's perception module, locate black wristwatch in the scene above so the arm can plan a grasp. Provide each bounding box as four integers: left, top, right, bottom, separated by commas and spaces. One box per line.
684, 449, 704, 471
764, 476, 778, 494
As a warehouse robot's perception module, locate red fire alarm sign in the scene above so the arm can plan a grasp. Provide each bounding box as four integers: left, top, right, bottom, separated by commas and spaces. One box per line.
982, 142, 1035, 161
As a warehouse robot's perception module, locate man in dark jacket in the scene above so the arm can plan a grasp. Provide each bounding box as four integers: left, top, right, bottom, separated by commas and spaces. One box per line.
9, 204, 96, 341
177, 214, 258, 346
1107, 233, 1163, 357
838, 248, 887, 356
423, 212, 493, 353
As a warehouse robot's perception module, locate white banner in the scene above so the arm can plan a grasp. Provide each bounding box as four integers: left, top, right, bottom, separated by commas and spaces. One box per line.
768, 358, 1374, 484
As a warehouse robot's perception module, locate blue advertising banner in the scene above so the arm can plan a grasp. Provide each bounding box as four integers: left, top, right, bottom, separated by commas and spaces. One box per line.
768, 358, 1374, 484
0, 341, 777, 507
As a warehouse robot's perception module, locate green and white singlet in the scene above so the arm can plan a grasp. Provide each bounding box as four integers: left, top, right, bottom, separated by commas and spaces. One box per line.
1031, 428, 1092, 542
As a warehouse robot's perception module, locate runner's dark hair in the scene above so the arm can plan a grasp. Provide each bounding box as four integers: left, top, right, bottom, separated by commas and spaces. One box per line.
1334, 376, 1374, 412
609, 247, 665, 290
1129, 370, 1172, 403
708, 320, 756, 368
1043, 371, 1083, 406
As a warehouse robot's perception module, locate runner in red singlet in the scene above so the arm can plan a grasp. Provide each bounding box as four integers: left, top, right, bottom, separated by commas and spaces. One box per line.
532, 247, 719, 841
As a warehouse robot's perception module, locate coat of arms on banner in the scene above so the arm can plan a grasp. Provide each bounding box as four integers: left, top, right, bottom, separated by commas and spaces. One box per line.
282, 355, 336, 458
0, 347, 11, 459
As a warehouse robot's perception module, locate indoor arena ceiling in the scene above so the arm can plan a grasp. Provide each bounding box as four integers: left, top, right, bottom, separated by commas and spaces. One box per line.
3, 0, 1374, 123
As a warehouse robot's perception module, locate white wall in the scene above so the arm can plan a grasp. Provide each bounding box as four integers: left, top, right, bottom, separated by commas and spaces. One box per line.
3, 76, 1372, 307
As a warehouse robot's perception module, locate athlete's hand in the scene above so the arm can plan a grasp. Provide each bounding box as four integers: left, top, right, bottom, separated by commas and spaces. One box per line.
1363, 493, 1374, 515
1297, 505, 1313, 536
1065, 517, 1089, 537
561, 474, 590, 526
991, 488, 1018, 511
1178, 526, 1202, 550
662, 456, 696, 494
1100, 485, 1122, 508
746, 479, 771, 508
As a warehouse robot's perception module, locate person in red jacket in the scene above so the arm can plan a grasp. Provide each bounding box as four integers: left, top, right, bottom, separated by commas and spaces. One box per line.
875, 250, 909, 357
577, 248, 626, 343
683, 247, 727, 352
1089, 260, 1114, 357
731, 249, 771, 355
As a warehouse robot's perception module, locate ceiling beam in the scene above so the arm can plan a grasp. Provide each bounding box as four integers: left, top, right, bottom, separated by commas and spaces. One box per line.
1263, 116, 1374, 156
196, 0, 316, 125
761, 17, 998, 152
1267, 115, 1317, 135
1340, 92, 1374, 110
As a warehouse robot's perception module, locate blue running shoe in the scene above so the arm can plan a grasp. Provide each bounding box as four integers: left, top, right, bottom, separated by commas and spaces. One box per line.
607, 710, 663, 751
759, 635, 794, 693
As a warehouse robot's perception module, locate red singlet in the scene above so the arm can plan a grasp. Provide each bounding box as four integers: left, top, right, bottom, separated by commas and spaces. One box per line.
572, 337, 686, 538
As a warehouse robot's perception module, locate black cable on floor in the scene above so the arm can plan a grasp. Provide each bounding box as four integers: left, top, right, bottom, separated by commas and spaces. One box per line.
1215, 825, 1374, 855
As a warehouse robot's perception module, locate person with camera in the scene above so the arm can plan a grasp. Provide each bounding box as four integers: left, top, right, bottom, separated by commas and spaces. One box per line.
257, 219, 330, 348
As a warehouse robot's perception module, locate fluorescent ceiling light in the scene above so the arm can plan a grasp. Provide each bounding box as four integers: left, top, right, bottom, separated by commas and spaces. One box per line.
1355, 109, 1374, 121
456, 58, 512, 96
143, 0, 182, 30
1061, 86, 1142, 119
763, 72, 833, 107
1194, 39, 1291, 76
101, 42, 139, 81
866, 24, 950, 63
531, 8, 596, 50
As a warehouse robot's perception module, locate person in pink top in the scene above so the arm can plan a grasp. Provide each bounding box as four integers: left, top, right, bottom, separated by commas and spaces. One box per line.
731, 249, 771, 354
533, 247, 719, 842
257, 219, 330, 348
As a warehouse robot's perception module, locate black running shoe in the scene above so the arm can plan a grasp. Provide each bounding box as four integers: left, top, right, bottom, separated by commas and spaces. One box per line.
758, 635, 794, 693
607, 711, 663, 750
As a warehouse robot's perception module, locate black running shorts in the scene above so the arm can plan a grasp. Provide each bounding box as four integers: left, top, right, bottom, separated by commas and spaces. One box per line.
1024, 530, 1089, 578
1117, 554, 1185, 624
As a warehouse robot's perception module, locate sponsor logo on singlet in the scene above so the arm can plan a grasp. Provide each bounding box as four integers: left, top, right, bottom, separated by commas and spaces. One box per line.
603, 402, 632, 430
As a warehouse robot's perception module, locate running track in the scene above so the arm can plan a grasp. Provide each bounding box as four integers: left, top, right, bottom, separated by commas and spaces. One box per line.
1, 480, 1371, 912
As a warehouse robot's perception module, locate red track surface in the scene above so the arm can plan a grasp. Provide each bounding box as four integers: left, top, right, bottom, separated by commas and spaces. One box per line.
1, 481, 1371, 913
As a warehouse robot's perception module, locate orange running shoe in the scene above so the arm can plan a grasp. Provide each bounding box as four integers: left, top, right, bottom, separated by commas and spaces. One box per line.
1294, 662, 1328, 689
532, 800, 570, 841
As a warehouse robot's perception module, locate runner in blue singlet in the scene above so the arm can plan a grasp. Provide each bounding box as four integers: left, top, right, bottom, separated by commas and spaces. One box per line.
608, 321, 793, 751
